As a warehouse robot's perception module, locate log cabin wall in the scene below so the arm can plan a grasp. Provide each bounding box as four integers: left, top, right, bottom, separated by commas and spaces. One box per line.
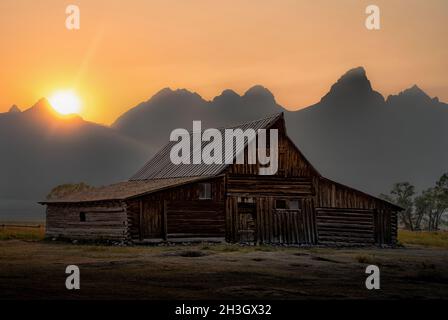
45, 202, 128, 241
316, 178, 398, 246
125, 177, 225, 240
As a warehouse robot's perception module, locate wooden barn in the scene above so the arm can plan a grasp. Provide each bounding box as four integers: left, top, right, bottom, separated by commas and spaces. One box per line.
41, 113, 401, 246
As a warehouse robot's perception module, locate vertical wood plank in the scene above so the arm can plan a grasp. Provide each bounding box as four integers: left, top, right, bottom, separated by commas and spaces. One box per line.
163, 200, 168, 241
139, 200, 143, 241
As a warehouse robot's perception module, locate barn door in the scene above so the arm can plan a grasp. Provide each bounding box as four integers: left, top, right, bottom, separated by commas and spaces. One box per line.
139, 200, 163, 239
237, 202, 256, 243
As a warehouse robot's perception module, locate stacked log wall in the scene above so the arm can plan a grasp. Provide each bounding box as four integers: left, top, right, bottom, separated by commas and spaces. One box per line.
316, 178, 398, 245
45, 202, 128, 241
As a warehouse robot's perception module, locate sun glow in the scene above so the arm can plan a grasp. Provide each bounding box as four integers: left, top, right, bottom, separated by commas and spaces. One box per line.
49, 90, 81, 115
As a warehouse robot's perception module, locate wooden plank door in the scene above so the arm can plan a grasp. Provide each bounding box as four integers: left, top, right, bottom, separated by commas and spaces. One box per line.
237, 202, 256, 243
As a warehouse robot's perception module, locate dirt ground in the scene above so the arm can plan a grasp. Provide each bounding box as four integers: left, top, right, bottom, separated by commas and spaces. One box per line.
0, 240, 447, 300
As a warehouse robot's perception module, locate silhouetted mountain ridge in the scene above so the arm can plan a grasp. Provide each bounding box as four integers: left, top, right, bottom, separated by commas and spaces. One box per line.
0, 99, 151, 220
1, 66, 447, 220
112, 85, 284, 149
386, 85, 436, 105
113, 67, 447, 198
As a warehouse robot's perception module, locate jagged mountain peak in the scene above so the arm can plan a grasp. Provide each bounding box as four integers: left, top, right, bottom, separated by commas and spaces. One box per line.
24, 98, 55, 114
400, 85, 431, 99
21, 98, 83, 122
386, 85, 433, 104
320, 66, 384, 104
8, 104, 21, 113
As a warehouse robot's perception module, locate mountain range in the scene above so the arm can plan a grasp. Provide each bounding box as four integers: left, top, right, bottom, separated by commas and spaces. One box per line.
0, 99, 151, 220
1, 67, 447, 220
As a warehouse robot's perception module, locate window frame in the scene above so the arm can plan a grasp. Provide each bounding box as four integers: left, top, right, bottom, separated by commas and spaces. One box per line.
199, 182, 212, 200
274, 199, 301, 211
275, 199, 288, 210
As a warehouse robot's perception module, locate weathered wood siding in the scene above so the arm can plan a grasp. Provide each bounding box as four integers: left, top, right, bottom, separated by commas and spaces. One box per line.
375, 209, 398, 245
223, 116, 320, 244
316, 178, 397, 245
227, 118, 317, 177
316, 208, 375, 245
317, 178, 391, 209
227, 176, 314, 197
126, 199, 164, 239
126, 177, 225, 240
166, 200, 225, 238
223, 111, 398, 245
46, 203, 128, 241
226, 196, 317, 244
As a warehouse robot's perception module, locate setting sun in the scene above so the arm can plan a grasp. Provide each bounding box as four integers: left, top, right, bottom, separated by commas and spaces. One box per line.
49, 90, 81, 115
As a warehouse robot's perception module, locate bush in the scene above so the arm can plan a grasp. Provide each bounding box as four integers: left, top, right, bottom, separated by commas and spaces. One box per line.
46, 182, 93, 200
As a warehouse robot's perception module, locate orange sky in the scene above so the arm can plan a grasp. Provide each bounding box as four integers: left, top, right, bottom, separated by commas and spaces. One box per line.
0, 0, 447, 124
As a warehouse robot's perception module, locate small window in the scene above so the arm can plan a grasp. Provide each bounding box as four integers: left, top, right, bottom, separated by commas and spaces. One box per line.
275, 199, 287, 209
199, 183, 212, 200
238, 197, 254, 203
290, 200, 300, 210
79, 212, 86, 222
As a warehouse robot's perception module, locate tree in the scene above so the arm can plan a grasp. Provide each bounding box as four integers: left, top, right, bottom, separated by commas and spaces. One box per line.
381, 173, 448, 231
432, 173, 448, 230
414, 189, 435, 231
380, 182, 415, 230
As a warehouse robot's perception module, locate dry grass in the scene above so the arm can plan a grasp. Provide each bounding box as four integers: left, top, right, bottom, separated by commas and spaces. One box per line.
354, 254, 376, 264
0, 224, 45, 241
398, 230, 448, 248
1, 223, 448, 250
1, 240, 447, 299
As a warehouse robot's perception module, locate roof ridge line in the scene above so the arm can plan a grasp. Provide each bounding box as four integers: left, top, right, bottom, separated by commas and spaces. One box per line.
172, 112, 284, 135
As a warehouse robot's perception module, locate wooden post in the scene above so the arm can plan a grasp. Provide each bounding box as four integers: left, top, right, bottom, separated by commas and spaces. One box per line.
139, 200, 143, 241
163, 200, 168, 241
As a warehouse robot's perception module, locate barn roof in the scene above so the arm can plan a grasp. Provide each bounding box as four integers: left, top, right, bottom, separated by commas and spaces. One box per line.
40, 176, 216, 204
130, 113, 283, 180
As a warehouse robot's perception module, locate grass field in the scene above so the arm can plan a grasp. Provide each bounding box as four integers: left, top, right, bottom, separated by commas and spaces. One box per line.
0, 224, 447, 299
0, 223, 45, 241
2, 223, 447, 248
398, 230, 448, 248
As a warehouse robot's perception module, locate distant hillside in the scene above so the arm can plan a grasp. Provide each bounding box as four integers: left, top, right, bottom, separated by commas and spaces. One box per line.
0, 99, 151, 220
